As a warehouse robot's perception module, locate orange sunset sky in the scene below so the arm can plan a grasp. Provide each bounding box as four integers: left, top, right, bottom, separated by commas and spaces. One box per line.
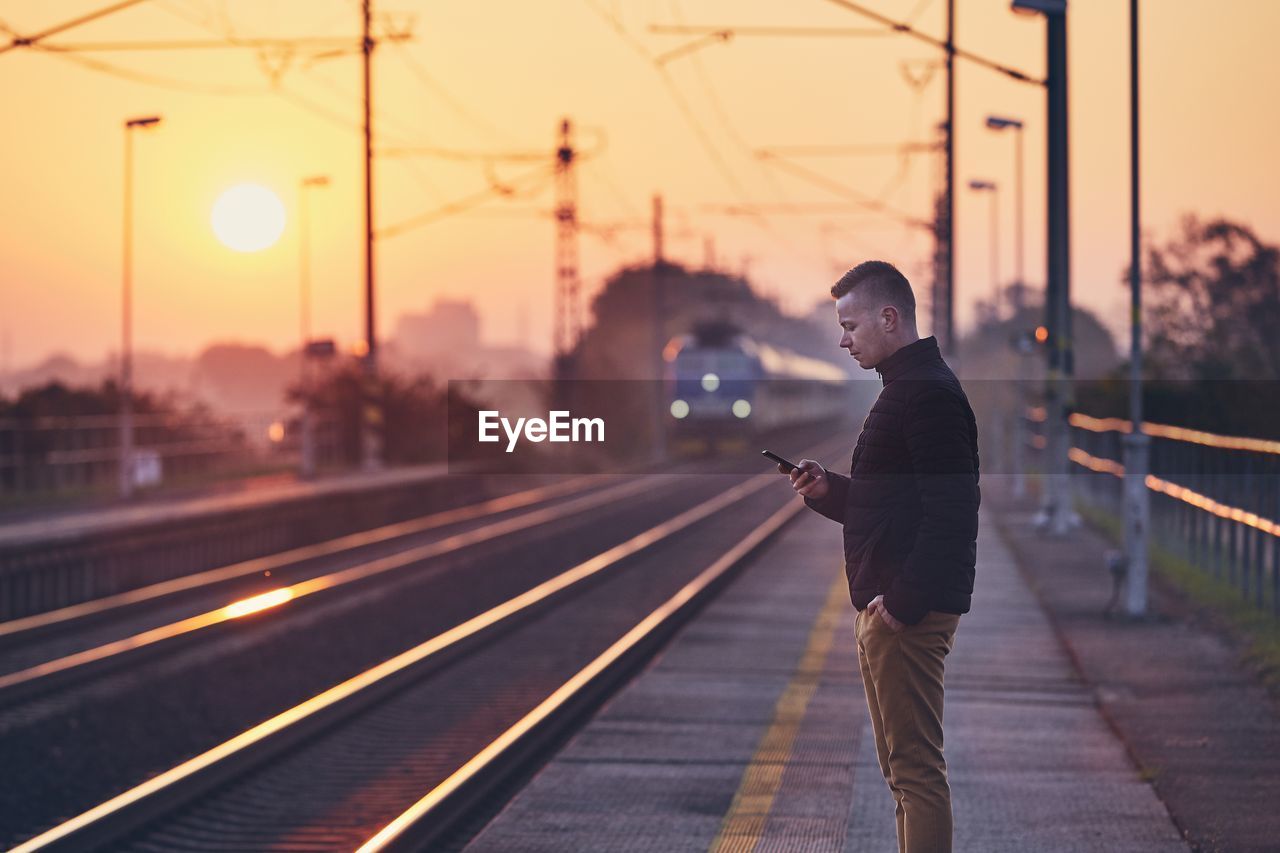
1, 0, 1278, 374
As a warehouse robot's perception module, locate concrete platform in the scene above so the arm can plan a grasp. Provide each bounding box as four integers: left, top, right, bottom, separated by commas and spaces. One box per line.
0, 464, 450, 548
466, 506, 1188, 852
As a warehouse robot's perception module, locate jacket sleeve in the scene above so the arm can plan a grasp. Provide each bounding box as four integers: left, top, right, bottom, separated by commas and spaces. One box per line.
882, 386, 979, 625
803, 469, 849, 524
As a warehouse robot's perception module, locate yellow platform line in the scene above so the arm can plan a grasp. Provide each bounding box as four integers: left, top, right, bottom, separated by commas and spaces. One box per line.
709, 567, 849, 853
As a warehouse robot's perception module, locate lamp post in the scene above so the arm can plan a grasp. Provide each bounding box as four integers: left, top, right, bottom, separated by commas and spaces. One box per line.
985, 115, 1026, 314
1123, 0, 1150, 616
967, 179, 1000, 321
120, 114, 162, 499
360, 0, 382, 473
299, 175, 330, 478
1012, 0, 1074, 535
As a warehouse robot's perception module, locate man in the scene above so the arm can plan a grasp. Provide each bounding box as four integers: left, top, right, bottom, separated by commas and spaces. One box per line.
780, 260, 979, 853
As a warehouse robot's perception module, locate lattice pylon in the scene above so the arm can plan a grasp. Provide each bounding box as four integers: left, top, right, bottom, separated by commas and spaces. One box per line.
553, 118, 582, 360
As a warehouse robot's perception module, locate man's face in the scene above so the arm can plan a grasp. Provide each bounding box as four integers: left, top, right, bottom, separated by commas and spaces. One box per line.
836, 291, 891, 370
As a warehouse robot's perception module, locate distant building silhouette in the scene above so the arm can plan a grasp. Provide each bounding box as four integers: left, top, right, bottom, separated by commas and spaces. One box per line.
390, 298, 543, 381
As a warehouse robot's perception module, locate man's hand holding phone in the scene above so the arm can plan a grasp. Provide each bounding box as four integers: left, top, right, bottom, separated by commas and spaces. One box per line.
786, 459, 829, 500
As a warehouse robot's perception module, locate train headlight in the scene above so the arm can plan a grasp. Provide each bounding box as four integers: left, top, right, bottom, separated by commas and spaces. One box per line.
732, 399, 751, 419
701, 373, 720, 392
670, 399, 690, 419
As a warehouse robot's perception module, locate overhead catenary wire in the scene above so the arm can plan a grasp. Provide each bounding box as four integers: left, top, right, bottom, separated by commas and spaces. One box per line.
756, 150, 931, 230
25, 38, 408, 142
647, 6, 949, 278
378, 145, 548, 162
18, 36, 361, 52
0, 0, 149, 56
668, 0, 805, 221
42, 2, 449, 204
6, 3, 561, 244
701, 203, 932, 220
6, 2, 421, 146
904, 0, 937, 27
385, 36, 523, 145
586, 159, 646, 227
376, 162, 558, 239
115, 43, 569, 236
820, 0, 1043, 86
649, 25, 889, 40
30, 45, 266, 96
754, 140, 938, 221
755, 142, 939, 157
648, 4, 1025, 87
581, 0, 805, 264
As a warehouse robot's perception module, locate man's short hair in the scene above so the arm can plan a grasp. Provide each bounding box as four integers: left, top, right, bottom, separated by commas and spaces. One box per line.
831, 260, 916, 324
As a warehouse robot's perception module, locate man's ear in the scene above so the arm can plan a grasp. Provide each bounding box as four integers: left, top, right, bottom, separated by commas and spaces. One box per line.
881, 305, 899, 333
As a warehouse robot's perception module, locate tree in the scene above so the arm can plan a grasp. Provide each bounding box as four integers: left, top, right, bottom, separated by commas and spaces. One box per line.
286, 361, 507, 468
1139, 215, 1280, 380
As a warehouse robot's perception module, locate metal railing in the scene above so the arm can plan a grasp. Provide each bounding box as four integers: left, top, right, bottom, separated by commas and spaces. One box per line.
0, 409, 331, 498
1028, 407, 1280, 616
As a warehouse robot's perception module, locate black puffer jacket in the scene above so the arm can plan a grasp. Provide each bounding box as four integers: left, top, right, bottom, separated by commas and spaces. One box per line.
805, 336, 980, 624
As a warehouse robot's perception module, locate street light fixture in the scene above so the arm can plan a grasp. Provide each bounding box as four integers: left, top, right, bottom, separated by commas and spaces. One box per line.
1012, 0, 1066, 14
967, 180, 1001, 321
985, 115, 1026, 313
120, 114, 162, 499
298, 175, 330, 478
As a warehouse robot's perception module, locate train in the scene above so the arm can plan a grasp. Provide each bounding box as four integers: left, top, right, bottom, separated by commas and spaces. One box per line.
662, 321, 853, 453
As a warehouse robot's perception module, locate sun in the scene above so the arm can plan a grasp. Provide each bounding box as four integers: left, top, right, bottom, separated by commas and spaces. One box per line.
211, 183, 286, 253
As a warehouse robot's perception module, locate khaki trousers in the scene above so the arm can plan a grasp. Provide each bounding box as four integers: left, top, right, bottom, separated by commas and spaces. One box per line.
855, 606, 960, 853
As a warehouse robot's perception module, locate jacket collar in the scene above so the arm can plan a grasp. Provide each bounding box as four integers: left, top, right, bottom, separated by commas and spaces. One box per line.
875, 335, 940, 384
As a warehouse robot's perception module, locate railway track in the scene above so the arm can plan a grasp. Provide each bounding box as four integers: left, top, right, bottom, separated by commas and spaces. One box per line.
0, 474, 653, 706
5, 434, 845, 851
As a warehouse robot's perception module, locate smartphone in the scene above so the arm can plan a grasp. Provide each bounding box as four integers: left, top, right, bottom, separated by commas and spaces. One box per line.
761, 450, 799, 473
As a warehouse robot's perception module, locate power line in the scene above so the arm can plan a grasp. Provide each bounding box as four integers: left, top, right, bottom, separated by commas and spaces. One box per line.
153, 0, 225, 35
6, 2, 420, 144
377, 163, 557, 239
650, 25, 888, 39
378, 145, 548, 162
27, 40, 393, 135
0, 0, 149, 56
756, 151, 930, 230
385, 38, 522, 145
21, 36, 358, 52
668, 0, 803, 220
19, 4, 527, 231
756, 142, 939, 157
653, 30, 731, 66
585, 157, 644, 222
904, 0, 937, 26
700, 202, 929, 217
648, 6, 951, 277
31, 45, 264, 95
819, 0, 1042, 86
580, 2, 750, 202
295, 60, 425, 147
580, 0, 801, 258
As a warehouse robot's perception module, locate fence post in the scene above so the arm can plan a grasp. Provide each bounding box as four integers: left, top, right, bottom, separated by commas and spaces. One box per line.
1253, 453, 1266, 610
1212, 448, 1224, 579
1229, 450, 1240, 590
1272, 462, 1279, 615
1241, 453, 1253, 601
